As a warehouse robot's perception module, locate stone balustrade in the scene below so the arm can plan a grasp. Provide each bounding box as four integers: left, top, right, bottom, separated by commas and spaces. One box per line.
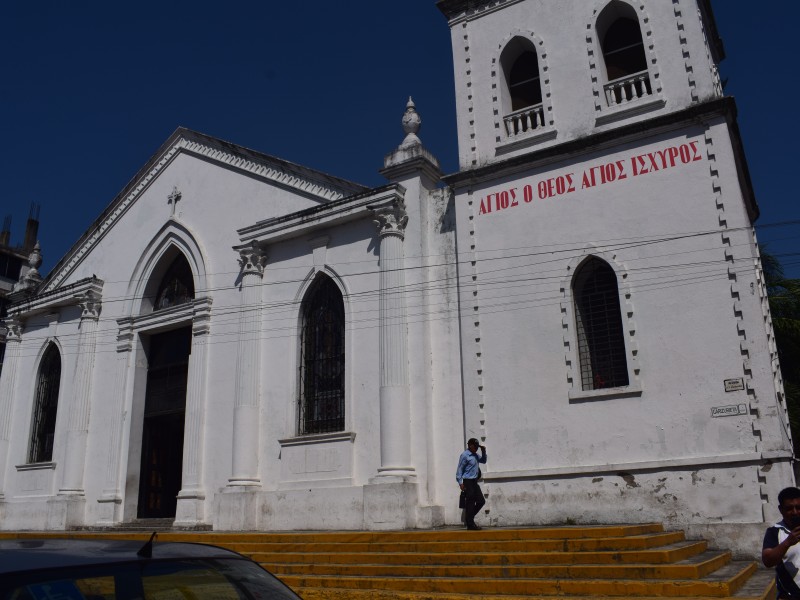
604, 70, 652, 107
503, 103, 545, 138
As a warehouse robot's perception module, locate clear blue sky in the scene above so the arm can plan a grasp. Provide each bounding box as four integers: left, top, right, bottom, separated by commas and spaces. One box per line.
1, 1, 798, 277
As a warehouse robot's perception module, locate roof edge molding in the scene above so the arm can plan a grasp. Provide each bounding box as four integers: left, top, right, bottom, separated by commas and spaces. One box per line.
237, 184, 406, 246
9, 276, 103, 320
42, 128, 368, 294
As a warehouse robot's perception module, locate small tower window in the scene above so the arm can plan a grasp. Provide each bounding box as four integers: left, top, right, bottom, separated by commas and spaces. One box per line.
28, 343, 61, 463
602, 18, 647, 81
597, 2, 652, 106
154, 254, 195, 311
500, 38, 546, 137
573, 257, 629, 391
299, 275, 345, 434
508, 51, 542, 112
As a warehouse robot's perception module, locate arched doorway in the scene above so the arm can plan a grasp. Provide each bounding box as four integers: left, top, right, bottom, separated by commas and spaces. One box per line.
137, 253, 195, 519
138, 326, 191, 518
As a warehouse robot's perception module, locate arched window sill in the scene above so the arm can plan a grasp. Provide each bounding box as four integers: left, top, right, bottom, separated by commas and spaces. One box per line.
16, 462, 56, 471
496, 127, 557, 156
278, 431, 355, 447
568, 383, 642, 403
595, 97, 666, 127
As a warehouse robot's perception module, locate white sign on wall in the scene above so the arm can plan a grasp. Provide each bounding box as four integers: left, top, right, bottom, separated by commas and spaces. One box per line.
724, 378, 745, 392
711, 404, 747, 418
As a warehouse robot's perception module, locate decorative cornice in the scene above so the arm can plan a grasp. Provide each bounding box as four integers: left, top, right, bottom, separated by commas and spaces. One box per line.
179, 137, 357, 202
42, 130, 367, 294
123, 297, 211, 335
237, 242, 268, 277
369, 197, 409, 239
9, 277, 103, 320
442, 98, 738, 189
437, 0, 525, 24
237, 185, 406, 245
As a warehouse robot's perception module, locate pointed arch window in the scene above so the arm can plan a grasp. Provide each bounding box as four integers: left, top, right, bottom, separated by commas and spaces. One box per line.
598, 3, 652, 106
28, 343, 61, 463
154, 254, 195, 311
573, 257, 629, 391
299, 276, 345, 435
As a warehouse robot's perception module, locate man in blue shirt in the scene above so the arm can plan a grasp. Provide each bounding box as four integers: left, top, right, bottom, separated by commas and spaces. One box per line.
456, 438, 487, 530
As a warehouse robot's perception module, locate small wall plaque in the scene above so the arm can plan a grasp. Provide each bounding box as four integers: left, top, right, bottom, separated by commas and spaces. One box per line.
711, 404, 747, 418
724, 378, 745, 392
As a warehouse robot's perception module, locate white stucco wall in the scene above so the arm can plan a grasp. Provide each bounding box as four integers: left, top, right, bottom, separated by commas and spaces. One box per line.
448, 112, 791, 545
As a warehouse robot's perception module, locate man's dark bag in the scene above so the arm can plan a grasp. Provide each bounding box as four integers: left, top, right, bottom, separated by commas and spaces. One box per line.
459, 490, 466, 508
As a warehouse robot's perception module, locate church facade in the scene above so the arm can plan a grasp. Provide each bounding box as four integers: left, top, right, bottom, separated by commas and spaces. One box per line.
0, 0, 790, 555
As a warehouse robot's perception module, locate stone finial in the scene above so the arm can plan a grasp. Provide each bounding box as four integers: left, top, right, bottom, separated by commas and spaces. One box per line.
381, 97, 441, 178
28, 241, 42, 272
400, 97, 422, 149
13, 241, 43, 292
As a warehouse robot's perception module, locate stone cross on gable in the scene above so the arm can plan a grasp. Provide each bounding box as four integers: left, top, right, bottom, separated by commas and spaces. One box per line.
168, 186, 182, 216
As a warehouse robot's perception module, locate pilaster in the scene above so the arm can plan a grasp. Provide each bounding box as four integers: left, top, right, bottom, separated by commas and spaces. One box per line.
0, 319, 23, 499
97, 320, 134, 525
175, 298, 212, 526
229, 242, 267, 488
368, 198, 415, 481
59, 290, 101, 498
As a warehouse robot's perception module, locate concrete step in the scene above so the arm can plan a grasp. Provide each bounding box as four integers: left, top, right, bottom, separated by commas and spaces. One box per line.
294, 568, 775, 600
278, 560, 757, 597
221, 532, 687, 554
246, 540, 708, 566
263, 549, 731, 580
0, 525, 774, 600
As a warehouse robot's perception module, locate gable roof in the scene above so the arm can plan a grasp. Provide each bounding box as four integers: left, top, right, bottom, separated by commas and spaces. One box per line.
40, 127, 368, 293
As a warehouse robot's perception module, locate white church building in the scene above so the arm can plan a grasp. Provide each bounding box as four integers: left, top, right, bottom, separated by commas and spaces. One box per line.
0, 0, 790, 554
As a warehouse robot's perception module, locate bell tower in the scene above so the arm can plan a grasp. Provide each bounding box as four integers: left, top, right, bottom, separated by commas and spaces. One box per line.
435, 0, 789, 552
438, 0, 725, 169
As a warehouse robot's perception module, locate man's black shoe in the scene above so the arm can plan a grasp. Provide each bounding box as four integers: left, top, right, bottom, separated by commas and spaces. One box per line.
467, 524, 482, 530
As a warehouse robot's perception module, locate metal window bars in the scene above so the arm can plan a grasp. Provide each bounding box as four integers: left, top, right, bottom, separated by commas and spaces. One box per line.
28, 344, 61, 463
299, 277, 345, 435
573, 259, 629, 391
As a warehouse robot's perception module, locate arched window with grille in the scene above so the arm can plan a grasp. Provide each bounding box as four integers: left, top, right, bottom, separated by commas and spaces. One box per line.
28, 343, 61, 463
572, 257, 629, 391
154, 253, 195, 311
597, 2, 651, 106
500, 38, 545, 137
299, 275, 345, 434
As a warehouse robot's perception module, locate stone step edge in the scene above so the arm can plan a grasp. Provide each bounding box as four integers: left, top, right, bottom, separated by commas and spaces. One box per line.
0, 523, 666, 542
244, 541, 708, 565
293, 577, 774, 600
277, 562, 757, 597
262, 550, 730, 579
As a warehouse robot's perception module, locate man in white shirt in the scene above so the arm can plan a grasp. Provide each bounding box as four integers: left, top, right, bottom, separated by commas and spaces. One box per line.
763, 486, 800, 598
